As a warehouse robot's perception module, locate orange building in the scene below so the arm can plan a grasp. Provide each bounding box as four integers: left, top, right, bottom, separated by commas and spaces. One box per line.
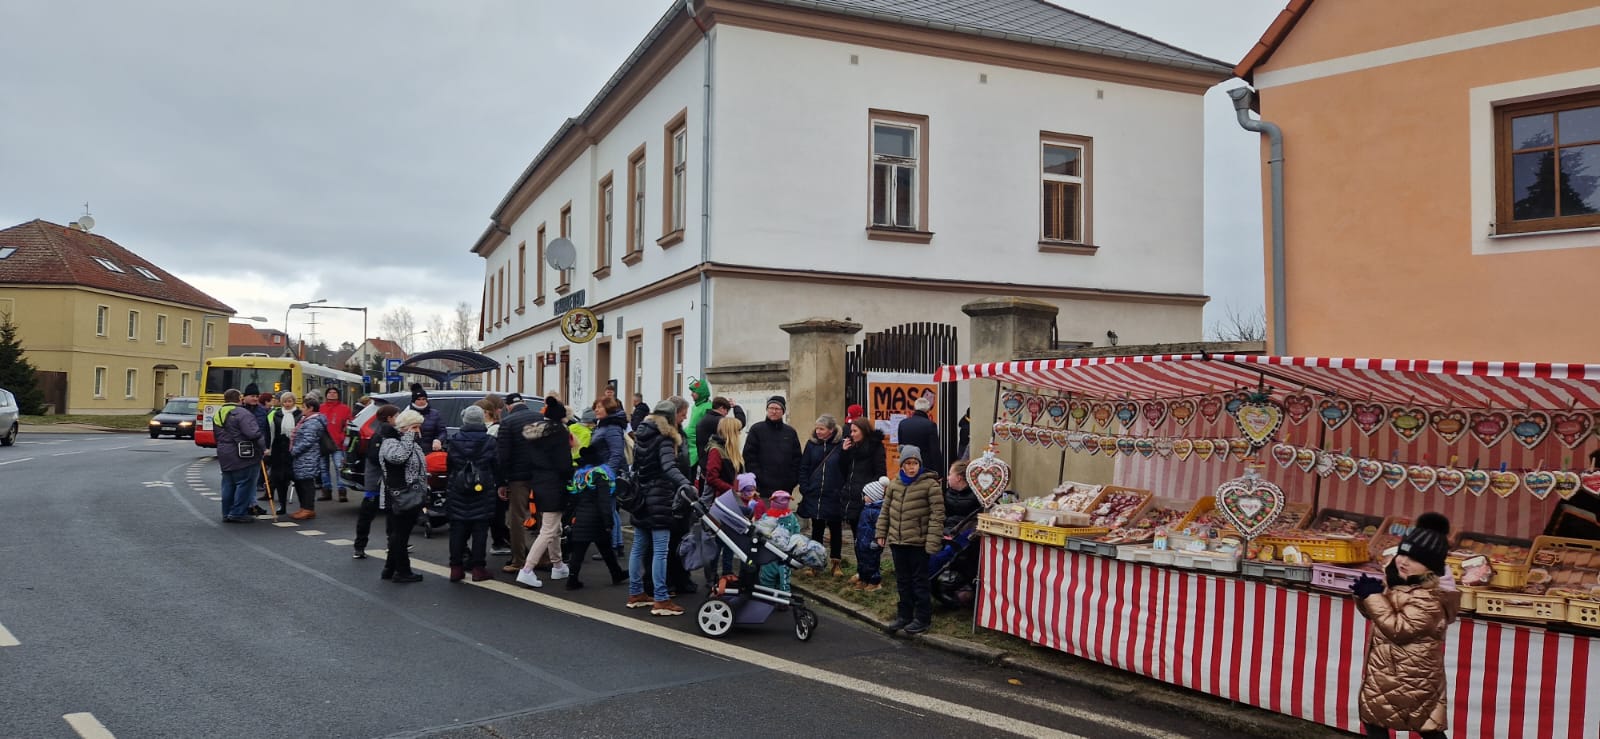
1235, 0, 1600, 361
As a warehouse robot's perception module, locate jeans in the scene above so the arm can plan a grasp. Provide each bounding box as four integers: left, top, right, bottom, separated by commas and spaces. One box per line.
630, 527, 670, 601
385, 508, 420, 577
449, 519, 489, 568
608, 495, 623, 550
354, 492, 387, 550
220, 466, 257, 519
890, 545, 933, 623
319, 450, 347, 491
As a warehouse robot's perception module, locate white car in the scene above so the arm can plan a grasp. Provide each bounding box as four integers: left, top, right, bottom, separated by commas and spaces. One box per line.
0, 388, 18, 446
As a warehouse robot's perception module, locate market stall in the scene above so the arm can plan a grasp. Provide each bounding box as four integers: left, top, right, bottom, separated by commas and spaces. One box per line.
937, 355, 1600, 737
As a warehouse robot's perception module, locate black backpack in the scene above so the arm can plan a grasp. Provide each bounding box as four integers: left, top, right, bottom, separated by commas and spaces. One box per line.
447, 449, 494, 497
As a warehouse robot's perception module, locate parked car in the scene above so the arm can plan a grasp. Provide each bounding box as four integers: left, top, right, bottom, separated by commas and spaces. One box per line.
0, 388, 18, 447
340, 390, 539, 488
148, 397, 199, 439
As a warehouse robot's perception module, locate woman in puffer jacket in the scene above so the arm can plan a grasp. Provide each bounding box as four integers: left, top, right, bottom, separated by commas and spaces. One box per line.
288, 394, 329, 521
841, 417, 886, 529
444, 405, 498, 583
379, 409, 429, 584
626, 398, 694, 617
1350, 512, 1459, 739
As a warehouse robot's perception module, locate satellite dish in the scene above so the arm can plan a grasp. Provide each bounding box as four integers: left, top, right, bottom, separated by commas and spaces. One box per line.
76, 215, 95, 232
545, 237, 577, 271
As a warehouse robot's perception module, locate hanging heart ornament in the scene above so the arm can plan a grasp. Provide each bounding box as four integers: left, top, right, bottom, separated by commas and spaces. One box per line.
1435, 468, 1466, 496
1270, 442, 1297, 468
1213, 474, 1288, 539
964, 450, 1011, 506
1463, 469, 1491, 497
1553, 471, 1582, 500
1231, 398, 1284, 448
1000, 391, 1025, 421
1172, 438, 1194, 461
1044, 398, 1070, 429
1282, 393, 1314, 426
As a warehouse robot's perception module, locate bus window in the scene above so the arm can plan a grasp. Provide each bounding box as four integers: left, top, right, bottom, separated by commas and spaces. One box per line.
204, 368, 293, 395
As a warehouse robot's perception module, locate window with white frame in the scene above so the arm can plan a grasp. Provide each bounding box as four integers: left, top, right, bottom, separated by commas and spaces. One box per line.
203, 322, 214, 349
671, 127, 687, 232
559, 204, 574, 288
125, 368, 137, 398
96, 305, 108, 337
870, 116, 924, 230
127, 310, 140, 340
629, 151, 646, 255
134, 266, 161, 281
599, 176, 614, 271
94, 367, 107, 398
93, 257, 125, 273
181, 318, 192, 346
180, 372, 189, 396
156, 314, 167, 343
1041, 137, 1090, 243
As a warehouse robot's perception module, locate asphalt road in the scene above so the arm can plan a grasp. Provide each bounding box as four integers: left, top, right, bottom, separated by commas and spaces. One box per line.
1, 433, 1238, 739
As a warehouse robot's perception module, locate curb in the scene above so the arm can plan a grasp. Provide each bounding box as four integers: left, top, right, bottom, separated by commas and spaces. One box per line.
791, 582, 1339, 739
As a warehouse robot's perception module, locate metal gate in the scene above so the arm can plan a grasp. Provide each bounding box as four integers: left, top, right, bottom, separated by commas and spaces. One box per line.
844, 322, 961, 464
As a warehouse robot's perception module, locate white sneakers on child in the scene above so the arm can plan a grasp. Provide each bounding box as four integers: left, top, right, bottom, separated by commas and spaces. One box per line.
550, 563, 570, 580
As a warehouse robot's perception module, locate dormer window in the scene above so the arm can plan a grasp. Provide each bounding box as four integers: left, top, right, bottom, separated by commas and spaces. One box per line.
0, 246, 16, 259
93, 257, 125, 273
134, 266, 161, 281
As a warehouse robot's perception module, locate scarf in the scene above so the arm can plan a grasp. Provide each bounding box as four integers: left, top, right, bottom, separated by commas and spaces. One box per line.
899, 470, 917, 485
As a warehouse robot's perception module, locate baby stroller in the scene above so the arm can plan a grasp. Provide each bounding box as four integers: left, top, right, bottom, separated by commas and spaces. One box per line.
930, 508, 983, 609
681, 489, 828, 641
420, 451, 450, 538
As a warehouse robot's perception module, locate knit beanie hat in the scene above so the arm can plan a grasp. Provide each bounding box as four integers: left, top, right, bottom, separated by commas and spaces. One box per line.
863, 476, 888, 504
410, 383, 428, 401
653, 398, 679, 415
1398, 512, 1451, 576
461, 405, 486, 425
767, 395, 786, 412
736, 472, 757, 492
898, 445, 923, 466
543, 396, 567, 422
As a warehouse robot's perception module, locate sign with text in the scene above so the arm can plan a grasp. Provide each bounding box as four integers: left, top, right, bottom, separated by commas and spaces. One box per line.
554, 289, 587, 315
866, 371, 937, 471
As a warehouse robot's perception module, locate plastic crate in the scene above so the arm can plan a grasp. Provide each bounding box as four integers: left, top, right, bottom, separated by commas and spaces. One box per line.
977, 515, 1022, 540
1018, 521, 1108, 547
1242, 559, 1313, 583
1256, 534, 1370, 564
1170, 550, 1240, 573
1369, 515, 1416, 559
1066, 537, 1120, 557
1568, 600, 1600, 629
1116, 546, 1174, 566
1459, 585, 1481, 612
1310, 562, 1381, 594
1306, 509, 1386, 538
1448, 532, 1533, 590
1476, 591, 1566, 622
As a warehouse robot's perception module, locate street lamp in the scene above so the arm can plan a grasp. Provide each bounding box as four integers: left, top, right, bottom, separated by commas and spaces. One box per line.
402, 329, 428, 354
283, 299, 327, 357
320, 304, 369, 386
199, 314, 268, 392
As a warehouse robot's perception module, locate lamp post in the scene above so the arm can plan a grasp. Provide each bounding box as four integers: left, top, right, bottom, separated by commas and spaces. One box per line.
199, 314, 268, 392
283, 299, 327, 357
320, 305, 368, 388
402, 329, 429, 354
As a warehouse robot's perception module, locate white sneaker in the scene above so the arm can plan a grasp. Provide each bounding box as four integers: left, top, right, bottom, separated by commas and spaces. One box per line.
550, 563, 570, 580
515, 568, 544, 589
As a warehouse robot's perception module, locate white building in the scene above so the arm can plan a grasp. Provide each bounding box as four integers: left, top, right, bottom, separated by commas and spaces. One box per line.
471, 0, 1229, 409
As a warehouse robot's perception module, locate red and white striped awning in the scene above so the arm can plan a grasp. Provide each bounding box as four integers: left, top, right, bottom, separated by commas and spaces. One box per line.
934, 355, 1600, 410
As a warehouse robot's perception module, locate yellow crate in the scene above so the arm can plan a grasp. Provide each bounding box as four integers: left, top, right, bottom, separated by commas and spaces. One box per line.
1568, 600, 1600, 630
977, 515, 1022, 540
1458, 585, 1482, 613
1476, 591, 1566, 622
1017, 521, 1108, 547
1256, 535, 1370, 565
1447, 531, 1533, 591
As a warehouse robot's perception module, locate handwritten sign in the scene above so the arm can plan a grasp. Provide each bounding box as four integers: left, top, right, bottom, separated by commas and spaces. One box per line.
866, 372, 937, 471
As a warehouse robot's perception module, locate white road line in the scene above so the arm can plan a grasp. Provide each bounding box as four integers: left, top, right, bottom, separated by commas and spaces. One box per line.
273, 522, 298, 528
0, 457, 34, 466
0, 621, 19, 647
105, 446, 129, 451
296, 530, 325, 536
52, 450, 86, 457
404, 558, 1084, 739
63, 712, 115, 739
921, 670, 1191, 739
325, 538, 355, 546
865, 697, 926, 717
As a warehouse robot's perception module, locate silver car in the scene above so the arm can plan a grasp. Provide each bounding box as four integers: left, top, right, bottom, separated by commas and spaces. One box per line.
0, 388, 18, 447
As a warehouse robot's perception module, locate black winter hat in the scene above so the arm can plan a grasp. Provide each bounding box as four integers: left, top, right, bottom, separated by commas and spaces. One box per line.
244, 383, 260, 396
543, 396, 567, 422
410, 383, 428, 401
1398, 512, 1451, 576
767, 395, 787, 412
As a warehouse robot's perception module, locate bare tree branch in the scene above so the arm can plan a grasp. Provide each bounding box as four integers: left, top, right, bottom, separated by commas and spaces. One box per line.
1207, 304, 1267, 342
451, 301, 476, 349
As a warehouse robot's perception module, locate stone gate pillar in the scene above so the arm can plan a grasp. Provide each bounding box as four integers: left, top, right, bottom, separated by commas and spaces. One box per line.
781, 319, 862, 435
961, 298, 1069, 495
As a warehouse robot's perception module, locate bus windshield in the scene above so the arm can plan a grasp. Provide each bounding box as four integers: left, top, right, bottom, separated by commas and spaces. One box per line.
204, 367, 293, 395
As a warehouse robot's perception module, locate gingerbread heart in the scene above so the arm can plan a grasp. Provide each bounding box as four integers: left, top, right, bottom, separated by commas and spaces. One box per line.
1581, 470, 1600, 496
1435, 468, 1466, 496
1270, 442, 1297, 468
1173, 438, 1194, 461
1083, 435, 1101, 455
1065, 432, 1086, 452
1045, 397, 1070, 429
1523, 470, 1557, 499
1489, 470, 1521, 498
1214, 474, 1287, 539
1295, 448, 1318, 473
1282, 392, 1314, 426
1113, 402, 1139, 429
1193, 439, 1215, 461
1232, 400, 1285, 448
1025, 395, 1046, 425
1553, 471, 1582, 500
1389, 406, 1428, 442
1198, 396, 1224, 423
1407, 465, 1437, 493
1097, 436, 1118, 456
1228, 438, 1252, 462
1116, 437, 1137, 457
1509, 411, 1551, 450
1155, 438, 1174, 458
1052, 430, 1071, 448
1356, 459, 1384, 485
1429, 409, 1468, 445
1170, 399, 1197, 428
1315, 453, 1336, 478
1381, 462, 1407, 489
965, 450, 1012, 506
989, 422, 1008, 441
1142, 400, 1169, 430
1318, 398, 1353, 431
1069, 400, 1091, 429
1223, 391, 1249, 416
1135, 438, 1157, 458
1218, 438, 1240, 462
1333, 454, 1358, 481
1037, 428, 1056, 449
1469, 411, 1511, 447
1464, 469, 1491, 496
1551, 411, 1594, 449
1000, 391, 1026, 421
1020, 426, 1040, 446
1091, 402, 1114, 430
1352, 403, 1386, 436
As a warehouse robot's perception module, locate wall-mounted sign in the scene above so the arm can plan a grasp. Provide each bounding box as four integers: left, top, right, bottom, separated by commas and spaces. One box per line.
561, 308, 599, 344
554, 289, 587, 315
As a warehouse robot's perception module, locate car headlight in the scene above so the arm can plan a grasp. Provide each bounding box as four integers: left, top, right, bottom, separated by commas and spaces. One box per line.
179, 421, 193, 427
149, 420, 160, 426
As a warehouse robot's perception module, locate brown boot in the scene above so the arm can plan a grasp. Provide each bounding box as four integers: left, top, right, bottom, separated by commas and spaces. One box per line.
800, 567, 817, 577
317, 489, 333, 501
830, 558, 843, 577
449, 566, 465, 582
337, 489, 348, 503
290, 509, 316, 521
471, 567, 492, 582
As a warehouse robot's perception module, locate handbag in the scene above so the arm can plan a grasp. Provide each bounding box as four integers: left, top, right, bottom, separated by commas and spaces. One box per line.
236, 438, 257, 460
319, 424, 338, 455
392, 478, 427, 513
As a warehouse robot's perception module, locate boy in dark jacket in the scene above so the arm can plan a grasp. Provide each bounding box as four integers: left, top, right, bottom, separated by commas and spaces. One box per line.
853, 477, 888, 592
445, 406, 498, 582
565, 444, 627, 591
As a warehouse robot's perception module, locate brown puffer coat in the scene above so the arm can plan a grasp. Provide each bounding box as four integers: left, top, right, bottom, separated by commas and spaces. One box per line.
875, 472, 944, 554
1356, 575, 1461, 732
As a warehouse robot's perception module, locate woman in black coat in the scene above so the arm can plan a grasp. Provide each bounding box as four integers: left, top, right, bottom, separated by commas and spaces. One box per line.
627, 401, 695, 614
798, 414, 848, 575
842, 417, 887, 530
445, 405, 499, 582
563, 444, 627, 590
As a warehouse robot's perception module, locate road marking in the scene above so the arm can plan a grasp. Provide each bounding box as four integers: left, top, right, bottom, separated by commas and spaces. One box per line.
326, 538, 354, 546
920, 670, 1191, 739
52, 450, 85, 457
0, 621, 18, 647
273, 522, 298, 528
865, 697, 926, 717
63, 712, 115, 739
104, 446, 130, 451
142, 482, 174, 488
296, 530, 325, 536
404, 558, 1084, 739
0, 457, 34, 466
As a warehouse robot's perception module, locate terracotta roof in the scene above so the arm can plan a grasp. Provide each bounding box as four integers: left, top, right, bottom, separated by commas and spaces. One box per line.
0, 219, 234, 314
1234, 0, 1313, 82
365, 338, 407, 359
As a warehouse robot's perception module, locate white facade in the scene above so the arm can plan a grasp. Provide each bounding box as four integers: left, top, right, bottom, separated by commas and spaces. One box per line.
473, 7, 1220, 412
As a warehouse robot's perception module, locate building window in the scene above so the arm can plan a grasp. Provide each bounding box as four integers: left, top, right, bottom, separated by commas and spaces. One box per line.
203, 322, 214, 349
181, 318, 192, 345
535, 224, 547, 304
597, 173, 614, 275
660, 109, 688, 245
0, 246, 15, 259
557, 203, 573, 292
134, 266, 162, 281
1497, 92, 1600, 235
93, 257, 125, 273
867, 110, 930, 238
499, 266, 508, 324
626, 330, 644, 403
1041, 134, 1092, 245
127, 310, 140, 340
517, 241, 526, 311
94, 367, 107, 398
156, 314, 167, 343
661, 320, 684, 400
180, 372, 189, 396
125, 368, 137, 399
517, 357, 526, 394
96, 305, 108, 337
626, 145, 646, 261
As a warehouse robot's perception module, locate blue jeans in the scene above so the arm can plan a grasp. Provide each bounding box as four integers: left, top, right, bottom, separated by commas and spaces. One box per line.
320, 450, 346, 490
629, 527, 670, 601
609, 496, 623, 550
221, 466, 257, 519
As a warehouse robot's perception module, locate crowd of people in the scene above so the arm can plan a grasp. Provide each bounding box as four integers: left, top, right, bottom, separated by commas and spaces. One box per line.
211, 381, 975, 634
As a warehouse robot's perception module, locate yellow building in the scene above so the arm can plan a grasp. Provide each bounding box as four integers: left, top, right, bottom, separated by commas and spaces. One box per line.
0, 219, 233, 414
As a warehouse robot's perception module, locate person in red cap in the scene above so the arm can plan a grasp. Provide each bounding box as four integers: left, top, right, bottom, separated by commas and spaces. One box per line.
845, 404, 864, 424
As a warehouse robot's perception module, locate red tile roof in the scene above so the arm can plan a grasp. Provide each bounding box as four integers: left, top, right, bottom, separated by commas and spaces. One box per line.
365, 338, 407, 359
0, 219, 234, 314
1234, 0, 1314, 82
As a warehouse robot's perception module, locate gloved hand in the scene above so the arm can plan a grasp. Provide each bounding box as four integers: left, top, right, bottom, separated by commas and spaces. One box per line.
1351, 575, 1385, 599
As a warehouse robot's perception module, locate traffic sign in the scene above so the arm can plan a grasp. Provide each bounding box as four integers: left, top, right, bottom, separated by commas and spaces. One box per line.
386, 373, 402, 383
385, 359, 402, 372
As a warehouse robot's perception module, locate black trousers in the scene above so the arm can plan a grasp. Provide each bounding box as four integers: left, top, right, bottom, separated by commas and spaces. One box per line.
890, 545, 932, 623
812, 517, 843, 560
267, 466, 293, 511
292, 478, 317, 511
491, 496, 510, 547
354, 496, 390, 551
385, 508, 420, 576
668, 525, 693, 590
1364, 725, 1444, 739
569, 538, 624, 583
449, 519, 489, 568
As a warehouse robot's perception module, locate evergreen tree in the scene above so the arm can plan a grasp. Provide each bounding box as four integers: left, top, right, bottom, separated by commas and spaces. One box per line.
0, 314, 45, 414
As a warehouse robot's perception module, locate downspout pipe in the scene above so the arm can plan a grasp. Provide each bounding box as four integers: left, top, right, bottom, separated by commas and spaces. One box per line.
687, 0, 713, 374
1227, 86, 1287, 354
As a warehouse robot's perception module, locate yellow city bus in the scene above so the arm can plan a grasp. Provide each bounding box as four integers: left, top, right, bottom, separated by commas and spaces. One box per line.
194, 355, 363, 448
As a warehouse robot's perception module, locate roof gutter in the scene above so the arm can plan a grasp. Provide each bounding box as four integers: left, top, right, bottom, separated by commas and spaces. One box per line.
1228, 86, 1286, 354
689, 0, 714, 375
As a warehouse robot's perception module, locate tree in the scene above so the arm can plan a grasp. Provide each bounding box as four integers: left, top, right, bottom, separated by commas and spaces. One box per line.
425, 314, 448, 351
377, 307, 415, 349
1208, 304, 1267, 343
0, 314, 46, 414
450, 301, 476, 349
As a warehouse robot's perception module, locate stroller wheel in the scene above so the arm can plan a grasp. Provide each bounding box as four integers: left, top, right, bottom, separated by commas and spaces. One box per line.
697, 599, 734, 638
793, 605, 818, 642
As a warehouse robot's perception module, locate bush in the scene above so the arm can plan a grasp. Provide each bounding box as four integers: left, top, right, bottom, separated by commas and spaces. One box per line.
0, 314, 46, 415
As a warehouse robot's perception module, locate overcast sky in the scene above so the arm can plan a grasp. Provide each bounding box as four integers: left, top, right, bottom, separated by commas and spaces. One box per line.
0, 0, 1284, 351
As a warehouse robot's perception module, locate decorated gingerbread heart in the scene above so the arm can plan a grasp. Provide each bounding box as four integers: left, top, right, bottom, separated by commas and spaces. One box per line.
1550, 411, 1594, 449
1509, 411, 1552, 450
1407, 465, 1437, 493
965, 450, 1011, 506
1112, 401, 1139, 429
1036, 428, 1055, 449
1170, 399, 1197, 428
1155, 439, 1175, 458
1429, 409, 1468, 445
1020, 426, 1041, 446
1173, 438, 1195, 460
1318, 398, 1353, 431
1198, 396, 1224, 424
1052, 430, 1071, 448
1192, 439, 1215, 461
1091, 402, 1114, 430
1134, 438, 1157, 458
1223, 391, 1250, 416
1232, 400, 1285, 448
1523, 470, 1556, 499
1069, 400, 1091, 429
1352, 403, 1386, 437
1381, 462, 1407, 489
1282, 392, 1314, 426
1142, 400, 1168, 430
1581, 470, 1600, 496
1084, 435, 1102, 456
1115, 437, 1137, 457
1435, 468, 1466, 496
1024, 395, 1046, 425
1553, 471, 1582, 500
1270, 442, 1297, 468
1488, 470, 1520, 498
1213, 473, 1287, 539
1228, 438, 1252, 462
1389, 406, 1428, 442
1097, 436, 1119, 456
1356, 459, 1384, 485
1044, 397, 1070, 429
1000, 391, 1026, 421
1469, 411, 1511, 447
1066, 432, 1087, 453
1295, 448, 1318, 473
1315, 453, 1335, 478
1463, 469, 1491, 496
1333, 454, 1358, 481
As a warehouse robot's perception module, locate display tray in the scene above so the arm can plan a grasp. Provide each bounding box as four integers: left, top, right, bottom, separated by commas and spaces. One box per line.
1170, 550, 1240, 573
1241, 559, 1313, 583
1255, 534, 1370, 564
1084, 496, 1191, 548
1116, 545, 1174, 566
1310, 561, 1381, 594
1017, 521, 1109, 548
1448, 531, 1533, 590
1305, 508, 1386, 539
977, 515, 1022, 540
1065, 536, 1121, 557
1081, 485, 1154, 531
